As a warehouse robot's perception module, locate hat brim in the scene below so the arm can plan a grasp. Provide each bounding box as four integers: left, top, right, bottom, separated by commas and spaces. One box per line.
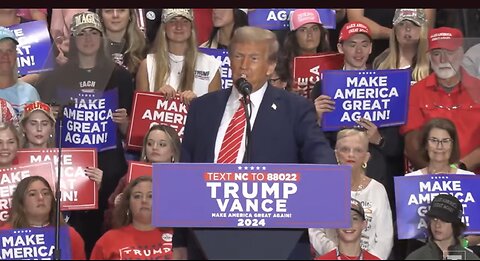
72, 26, 103, 37
163, 14, 193, 23
394, 18, 422, 27
426, 208, 462, 224
22, 109, 56, 123
351, 208, 365, 220
0, 36, 19, 45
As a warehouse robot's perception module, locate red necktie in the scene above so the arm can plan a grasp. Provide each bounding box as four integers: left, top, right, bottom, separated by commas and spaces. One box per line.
217, 100, 247, 163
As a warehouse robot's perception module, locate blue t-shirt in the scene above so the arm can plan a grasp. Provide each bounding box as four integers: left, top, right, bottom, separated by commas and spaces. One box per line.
0, 81, 40, 116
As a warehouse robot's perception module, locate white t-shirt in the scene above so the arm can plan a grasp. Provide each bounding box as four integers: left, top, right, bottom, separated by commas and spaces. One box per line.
309, 179, 393, 260
146, 52, 221, 96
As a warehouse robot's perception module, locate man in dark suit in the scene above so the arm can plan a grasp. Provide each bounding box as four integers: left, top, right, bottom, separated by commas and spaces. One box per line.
173, 26, 336, 260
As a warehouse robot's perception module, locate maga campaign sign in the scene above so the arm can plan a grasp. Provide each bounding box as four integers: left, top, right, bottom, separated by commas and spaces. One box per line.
248, 9, 336, 30
199, 48, 232, 90
293, 52, 344, 98
15, 148, 98, 211
127, 161, 152, 182
127, 92, 188, 150
395, 175, 480, 239
58, 89, 119, 152
0, 226, 72, 260
7, 20, 54, 75
321, 69, 411, 131
152, 163, 351, 228
0, 162, 55, 222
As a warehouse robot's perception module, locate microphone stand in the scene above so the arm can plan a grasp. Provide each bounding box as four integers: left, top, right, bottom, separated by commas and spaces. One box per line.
242, 96, 252, 163
53, 102, 69, 260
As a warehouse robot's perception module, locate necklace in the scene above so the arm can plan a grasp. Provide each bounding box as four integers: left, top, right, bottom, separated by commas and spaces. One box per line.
352, 176, 368, 197
352, 176, 368, 192
169, 53, 185, 76
427, 166, 451, 174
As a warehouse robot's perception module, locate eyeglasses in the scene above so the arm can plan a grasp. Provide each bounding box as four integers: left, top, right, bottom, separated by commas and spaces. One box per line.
428, 137, 453, 147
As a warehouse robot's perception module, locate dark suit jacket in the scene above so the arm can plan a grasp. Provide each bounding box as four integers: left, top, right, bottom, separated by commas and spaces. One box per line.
181, 84, 335, 164
175, 85, 336, 259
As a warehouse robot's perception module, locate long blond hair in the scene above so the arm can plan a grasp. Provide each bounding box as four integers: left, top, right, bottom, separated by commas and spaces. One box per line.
377, 22, 429, 82
151, 20, 198, 92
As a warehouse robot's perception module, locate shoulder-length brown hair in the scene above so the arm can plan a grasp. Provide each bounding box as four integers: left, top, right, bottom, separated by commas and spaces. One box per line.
7, 176, 65, 228
112, 176, 152, 228
140, 124, 181, 163
419, 117, 460, 164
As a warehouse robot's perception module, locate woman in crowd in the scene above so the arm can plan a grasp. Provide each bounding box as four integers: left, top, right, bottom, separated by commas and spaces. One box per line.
404, 118, 479, 254
279, 8, 331, 97
373, 9, 430, 84
0, 122, 20, 169
103, 124, 181, 230
20, 101, 103, 186
406, 118, 474, 176
91, 176, 173, 259
309, 128, 394, 259
136, 8, 221, 105
316, 199, 381, 260
0, 176, 86, 259
200, 8, 248, 49
406, 194, 480, 260
36, 11, 134, 256
96, 9, 147, 76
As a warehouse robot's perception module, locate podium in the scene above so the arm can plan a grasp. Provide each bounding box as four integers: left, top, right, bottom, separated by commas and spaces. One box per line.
193, 228, 307, 259
152, 163, 351, 260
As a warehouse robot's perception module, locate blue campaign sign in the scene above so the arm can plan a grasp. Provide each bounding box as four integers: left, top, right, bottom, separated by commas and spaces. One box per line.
152, 163, 351, 228
0, 226, 72, 260
248, 9, 336, 30
8, 21, 54, 75
394, 175, 480, 239
321, 69, 411, 131
57, 89, 119, 152
199, 48, 232, 89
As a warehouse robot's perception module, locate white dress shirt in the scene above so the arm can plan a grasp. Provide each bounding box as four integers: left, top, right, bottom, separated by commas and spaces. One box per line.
214, 82, 268, 163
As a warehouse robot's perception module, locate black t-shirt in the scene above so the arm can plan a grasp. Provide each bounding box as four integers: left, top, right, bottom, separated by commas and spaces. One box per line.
36, 62, 134, 210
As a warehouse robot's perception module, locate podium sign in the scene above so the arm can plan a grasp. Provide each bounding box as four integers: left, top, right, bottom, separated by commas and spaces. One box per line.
152, 163, 351, 228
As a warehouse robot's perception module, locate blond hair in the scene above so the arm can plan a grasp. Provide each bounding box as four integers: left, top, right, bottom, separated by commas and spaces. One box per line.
151, 18, 198, 92
377, 20, 429, 82
228, 26, 279, 63
336, 128, 369, 149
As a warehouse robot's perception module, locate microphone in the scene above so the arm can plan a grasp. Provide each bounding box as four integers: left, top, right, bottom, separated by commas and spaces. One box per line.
235, 77, 252, 97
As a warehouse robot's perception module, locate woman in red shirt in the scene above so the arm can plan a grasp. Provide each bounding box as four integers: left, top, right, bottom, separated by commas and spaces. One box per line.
91, 176, 173, 260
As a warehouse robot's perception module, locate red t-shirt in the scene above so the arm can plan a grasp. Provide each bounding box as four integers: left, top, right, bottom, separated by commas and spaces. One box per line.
90, 224, 173, 260
400, 68, 480, 163
316, 249, 381, 260
0, 223, 86, 260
